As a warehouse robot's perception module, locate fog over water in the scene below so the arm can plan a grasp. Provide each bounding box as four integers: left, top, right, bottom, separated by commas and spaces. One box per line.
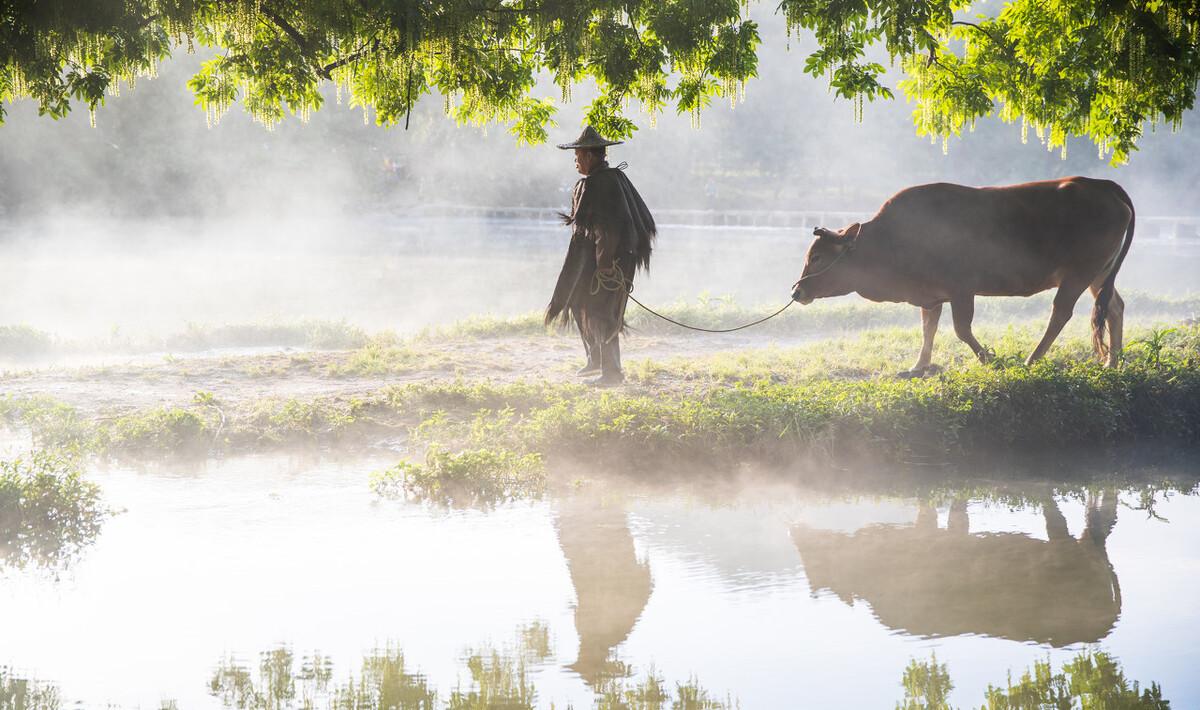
1, 10, 1198, 337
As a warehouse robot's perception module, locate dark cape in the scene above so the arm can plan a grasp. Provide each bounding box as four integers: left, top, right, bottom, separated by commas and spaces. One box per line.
544, 164, 656, 331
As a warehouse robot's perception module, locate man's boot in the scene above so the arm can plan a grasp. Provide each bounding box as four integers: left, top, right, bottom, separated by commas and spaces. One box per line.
591, 335, 624, 386
577, 336, 601, 376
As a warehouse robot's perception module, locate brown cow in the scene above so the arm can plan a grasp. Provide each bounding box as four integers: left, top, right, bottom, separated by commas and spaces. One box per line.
791, 177, 1135, 373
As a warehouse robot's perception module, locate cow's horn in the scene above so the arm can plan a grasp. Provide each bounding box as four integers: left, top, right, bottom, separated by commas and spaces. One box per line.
813, 227, 838, 240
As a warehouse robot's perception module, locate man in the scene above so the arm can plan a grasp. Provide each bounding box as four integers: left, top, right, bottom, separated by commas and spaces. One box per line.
545, 126, 656, 385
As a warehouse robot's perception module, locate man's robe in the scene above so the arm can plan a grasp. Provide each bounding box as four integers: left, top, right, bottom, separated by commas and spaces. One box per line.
545, 164, 656, 341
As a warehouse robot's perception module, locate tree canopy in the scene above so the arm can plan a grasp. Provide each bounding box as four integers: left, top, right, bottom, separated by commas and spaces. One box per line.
1, 0, 1198, 163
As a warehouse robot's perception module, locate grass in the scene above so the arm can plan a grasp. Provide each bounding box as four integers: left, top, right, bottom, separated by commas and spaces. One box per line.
378, 325, 1200, 468
1, 326, 1196, 468
627, 322, 1200, 385
422, 291, 1200, 341
0, 319, 368, 361
0, 392, 372, 456
161, 319, 369, 351
322, 335, 455, 377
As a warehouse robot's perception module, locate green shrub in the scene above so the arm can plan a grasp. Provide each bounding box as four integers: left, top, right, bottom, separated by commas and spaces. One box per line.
371, 446, 545, 508
0, 450, 105, 570
0, 325, 53, 359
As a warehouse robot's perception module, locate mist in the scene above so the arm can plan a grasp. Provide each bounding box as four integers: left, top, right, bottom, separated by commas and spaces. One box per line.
5, 7, 1200, 709
1, 9, 1197, 342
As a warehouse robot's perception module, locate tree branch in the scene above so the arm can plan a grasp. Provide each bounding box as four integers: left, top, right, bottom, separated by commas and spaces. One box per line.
951, 20, 1017, 60
320, 37, 381, 75
258, 5, 330, 78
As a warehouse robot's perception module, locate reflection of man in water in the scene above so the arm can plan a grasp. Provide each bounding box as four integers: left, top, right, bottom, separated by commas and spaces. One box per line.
554, 494, 653, 684
545, 126, 656, 386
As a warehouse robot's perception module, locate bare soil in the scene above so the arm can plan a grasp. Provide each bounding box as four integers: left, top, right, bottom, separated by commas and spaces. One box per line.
0, 332, 818, 414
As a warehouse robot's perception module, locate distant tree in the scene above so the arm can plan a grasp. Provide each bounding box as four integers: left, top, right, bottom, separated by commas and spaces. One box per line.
1, 0, 1198, 163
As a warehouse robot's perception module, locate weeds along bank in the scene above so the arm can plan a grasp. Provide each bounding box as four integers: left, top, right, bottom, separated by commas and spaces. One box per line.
0, 325, 1197, 564
2, 326, 1198, 471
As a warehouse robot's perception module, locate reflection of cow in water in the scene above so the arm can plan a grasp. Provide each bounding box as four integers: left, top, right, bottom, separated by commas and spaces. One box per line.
791, 493, 1120, 646
554, 496, 653, 685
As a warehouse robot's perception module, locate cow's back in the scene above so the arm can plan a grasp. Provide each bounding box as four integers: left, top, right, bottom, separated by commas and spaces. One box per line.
863, 177, 1131, 299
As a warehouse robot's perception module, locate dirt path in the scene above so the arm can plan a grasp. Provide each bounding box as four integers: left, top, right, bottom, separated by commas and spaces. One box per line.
0, 332, 820, 413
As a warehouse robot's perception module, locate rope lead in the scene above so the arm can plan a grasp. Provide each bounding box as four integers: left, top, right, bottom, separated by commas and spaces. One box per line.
591, 264, 796, 334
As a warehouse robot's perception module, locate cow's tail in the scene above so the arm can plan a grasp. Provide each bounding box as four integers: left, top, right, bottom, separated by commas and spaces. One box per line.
1092, 183, 1135, 362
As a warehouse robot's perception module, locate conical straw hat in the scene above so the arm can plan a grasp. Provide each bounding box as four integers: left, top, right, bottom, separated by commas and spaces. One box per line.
556, 125, 623, 149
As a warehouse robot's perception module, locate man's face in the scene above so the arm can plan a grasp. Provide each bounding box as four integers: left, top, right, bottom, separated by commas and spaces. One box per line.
574, 148, 600, 175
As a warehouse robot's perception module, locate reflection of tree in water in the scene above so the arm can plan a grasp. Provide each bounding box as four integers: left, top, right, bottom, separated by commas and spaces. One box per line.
793, 490, 1122, 646
594, 672, 736, 710
0, 451, 106, 571
898, 649, 1170, 709
1, 666, 62, 710
553, 495, 653, 687
207, 623, 735, 709
210, 645, 435, 709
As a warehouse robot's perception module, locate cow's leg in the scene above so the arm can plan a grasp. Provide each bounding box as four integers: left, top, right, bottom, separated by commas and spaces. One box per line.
915, 503, 938, 532
947, 498, 969, 535
904, 303, 943, 376
1083, 490, 1119, 548
1043, 497, 1071, 541
1105, 290, 1125, 367
950, 296, 991, 364
1027, 282, 1088, 364
1088, 283, 1125, 367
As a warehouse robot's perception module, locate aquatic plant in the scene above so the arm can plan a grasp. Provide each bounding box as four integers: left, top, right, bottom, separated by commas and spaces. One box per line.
371, 446, 545, 509
0, 450, 105, 570
0, 395, 92, 452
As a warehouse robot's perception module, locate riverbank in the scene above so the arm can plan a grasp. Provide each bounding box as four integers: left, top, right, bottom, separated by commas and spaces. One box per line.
2, 322, 1196, 472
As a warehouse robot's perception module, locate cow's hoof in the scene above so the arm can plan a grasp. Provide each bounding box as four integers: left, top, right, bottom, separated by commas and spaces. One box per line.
897, 364, 941, 379
977, 347, 995, 365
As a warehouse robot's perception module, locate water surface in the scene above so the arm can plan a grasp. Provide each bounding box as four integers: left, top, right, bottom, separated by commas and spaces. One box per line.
2, 454, 1197, 708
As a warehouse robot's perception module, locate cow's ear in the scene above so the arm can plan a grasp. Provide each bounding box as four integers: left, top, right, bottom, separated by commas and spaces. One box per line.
813, 227, 839, 240
842, 223, 862, 242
